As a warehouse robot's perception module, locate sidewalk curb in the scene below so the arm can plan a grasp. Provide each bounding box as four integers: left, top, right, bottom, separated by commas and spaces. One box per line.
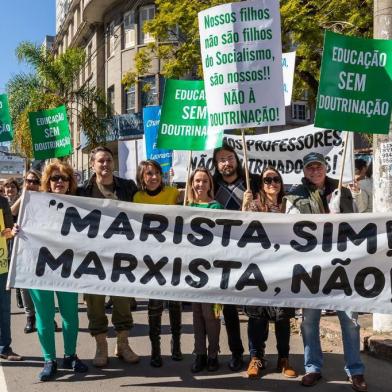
364, 335, 392, 361
319, 315, 392, 361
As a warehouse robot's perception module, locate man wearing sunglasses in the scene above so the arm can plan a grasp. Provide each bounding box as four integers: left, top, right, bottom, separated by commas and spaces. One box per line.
285, 152, 367, 392
212, 143, 261, 372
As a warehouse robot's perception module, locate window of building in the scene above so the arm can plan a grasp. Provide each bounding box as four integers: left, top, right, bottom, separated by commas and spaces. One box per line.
107, 85, 115, 112
139, 5, 155, 44
123, 11, 136, 48
86, 43, 92, 77
76, 5, 80, 28
142, 76, 157, 107
69, 22, 74, 40
107, 21, 115, 57
159, 77, 166, 104
125, 85, 136, 114
167, 24, 179, 42
291, 102, 309, 121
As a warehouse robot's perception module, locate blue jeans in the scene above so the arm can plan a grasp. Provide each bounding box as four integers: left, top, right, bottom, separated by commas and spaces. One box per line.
301, 308, 364, 376
0, 273, 11, 354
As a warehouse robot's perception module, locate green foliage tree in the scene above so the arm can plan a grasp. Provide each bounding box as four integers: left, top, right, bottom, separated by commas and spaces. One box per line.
122, 0, 373, 105
7, 42, 111, 157
122, 0, 233, 88
281, 0, 373, 104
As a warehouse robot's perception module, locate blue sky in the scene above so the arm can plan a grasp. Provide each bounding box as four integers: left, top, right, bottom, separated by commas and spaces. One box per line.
0, 1, 56, 93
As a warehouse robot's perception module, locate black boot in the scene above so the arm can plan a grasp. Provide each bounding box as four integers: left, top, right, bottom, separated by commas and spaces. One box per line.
169, 302, 183, 361
191, 354, 207, 373
207, 356, 219, 372
16, 289, 24, 309
24, 315, 36, 334
149, 315, 162, 367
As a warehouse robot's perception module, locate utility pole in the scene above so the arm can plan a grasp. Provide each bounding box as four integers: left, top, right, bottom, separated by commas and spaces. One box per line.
373, 0, 392, 332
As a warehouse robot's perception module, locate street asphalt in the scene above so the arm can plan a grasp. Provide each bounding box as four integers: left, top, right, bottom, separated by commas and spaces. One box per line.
1, 295, 392, 392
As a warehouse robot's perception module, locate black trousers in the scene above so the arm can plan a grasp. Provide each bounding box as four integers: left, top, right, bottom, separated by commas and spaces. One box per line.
223, 304, 244, 355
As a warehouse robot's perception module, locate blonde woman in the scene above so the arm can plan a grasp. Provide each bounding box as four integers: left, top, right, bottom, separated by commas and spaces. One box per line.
187, 168, 222, 372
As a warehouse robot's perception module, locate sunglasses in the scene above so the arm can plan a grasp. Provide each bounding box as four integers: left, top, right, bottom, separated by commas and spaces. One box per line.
263, 176, 281, 185
50, 175, 70, 182
25, 179, 40, 185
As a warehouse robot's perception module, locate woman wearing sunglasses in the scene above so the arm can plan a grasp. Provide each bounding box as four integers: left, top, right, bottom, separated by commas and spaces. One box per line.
242, 166, 297, 380
14, 161, 88, 381
11, 170, 42, 334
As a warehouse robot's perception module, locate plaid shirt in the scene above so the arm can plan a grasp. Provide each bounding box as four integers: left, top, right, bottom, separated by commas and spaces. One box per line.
214, 177, 246, 211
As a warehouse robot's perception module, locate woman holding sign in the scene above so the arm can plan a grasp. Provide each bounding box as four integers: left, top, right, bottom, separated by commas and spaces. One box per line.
186, 168, 223, 373
17, 161, 88, 381
0, 194, 22, 362
11, 170, 45, 334
242, 166, 297, 379
133, 159, 183, 368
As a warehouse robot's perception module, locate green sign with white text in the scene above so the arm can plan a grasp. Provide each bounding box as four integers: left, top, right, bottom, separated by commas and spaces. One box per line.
315, 31, 392, 134
0, 94, 14, 142
157, 79, 223, 151
28, 105, 72, 160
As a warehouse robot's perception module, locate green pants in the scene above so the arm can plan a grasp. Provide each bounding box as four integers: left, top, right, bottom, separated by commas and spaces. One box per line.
85, 294, 133, 336
29, 289, 79, 361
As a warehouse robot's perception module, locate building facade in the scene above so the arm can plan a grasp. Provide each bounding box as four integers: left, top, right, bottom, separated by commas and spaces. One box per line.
54, 0, 161, 180
54, 0, 314, 180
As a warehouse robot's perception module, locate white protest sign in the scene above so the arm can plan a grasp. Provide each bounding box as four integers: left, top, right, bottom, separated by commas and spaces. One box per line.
198, 0, 285, 131
8, 191, 392, 314
282, 51, 296, 106
172, 125, 353, 184
118, 139, 146, 181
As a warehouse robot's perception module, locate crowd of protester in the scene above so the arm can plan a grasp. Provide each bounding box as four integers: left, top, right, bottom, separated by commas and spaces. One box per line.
0, 145, 373, 391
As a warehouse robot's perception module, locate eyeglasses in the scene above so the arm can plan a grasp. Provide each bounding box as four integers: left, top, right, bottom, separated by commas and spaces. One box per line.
263, 176, 281, 185
50, 175, 70, 182
217, 155, 235, 164
25, 179, 40, 185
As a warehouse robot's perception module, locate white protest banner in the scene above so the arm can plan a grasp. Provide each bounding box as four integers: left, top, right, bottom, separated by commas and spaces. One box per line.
198, 0, 285, 131
8, 191, 392, 314
172, 125, 353, 184
282, 51, 296, 106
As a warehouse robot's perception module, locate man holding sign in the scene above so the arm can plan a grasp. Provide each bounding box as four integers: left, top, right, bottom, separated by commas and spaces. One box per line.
285, 152, 367, 392
212, 143, 260, 372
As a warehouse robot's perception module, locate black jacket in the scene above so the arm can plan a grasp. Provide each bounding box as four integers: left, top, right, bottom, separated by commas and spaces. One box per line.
77, 173, 138, 202
0, 195, 13, 229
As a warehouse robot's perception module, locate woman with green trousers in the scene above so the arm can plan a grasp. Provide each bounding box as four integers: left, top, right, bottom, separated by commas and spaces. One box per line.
17, 160, 88, 381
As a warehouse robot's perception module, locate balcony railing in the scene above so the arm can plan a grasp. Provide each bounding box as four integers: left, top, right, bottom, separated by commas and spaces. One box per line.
80, 113, 143, 149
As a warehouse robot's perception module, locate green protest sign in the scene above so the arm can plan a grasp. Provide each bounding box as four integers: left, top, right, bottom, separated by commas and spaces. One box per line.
0, 94, 14, 142
157, 79, 223, 151
28, 105, 72, 160
315, 30, 392, 134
